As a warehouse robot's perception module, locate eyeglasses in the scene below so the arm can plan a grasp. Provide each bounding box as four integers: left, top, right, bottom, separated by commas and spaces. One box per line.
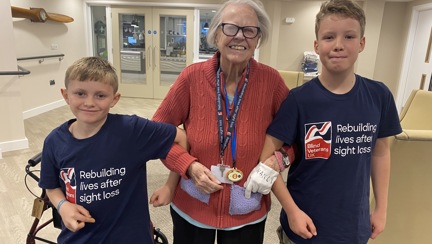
220, 23, 260, 39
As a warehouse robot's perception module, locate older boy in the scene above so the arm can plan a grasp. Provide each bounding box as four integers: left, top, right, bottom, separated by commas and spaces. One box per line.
257, 0, 402, 243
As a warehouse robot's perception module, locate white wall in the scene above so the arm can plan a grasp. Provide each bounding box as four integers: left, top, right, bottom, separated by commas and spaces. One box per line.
0, 0, 88, 156
260, 0, 413, 97
11, 0, 88, 115
0, 1, 26, 158
2, 0, 432, 156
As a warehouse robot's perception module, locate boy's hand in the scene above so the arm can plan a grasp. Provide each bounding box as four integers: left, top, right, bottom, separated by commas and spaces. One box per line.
150, 184, 174, 207
287, 208, 317, 239
370, 210, 386, 239
58, 201, 95, 232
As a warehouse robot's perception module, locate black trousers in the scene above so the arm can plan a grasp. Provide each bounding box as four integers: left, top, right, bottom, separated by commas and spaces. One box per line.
170, 206, 266, 244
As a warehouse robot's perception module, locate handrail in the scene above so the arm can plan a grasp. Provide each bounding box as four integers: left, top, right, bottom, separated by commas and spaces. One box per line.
0, 54, 65, 76
17, 54, 64, 63
0, 65, 31, 76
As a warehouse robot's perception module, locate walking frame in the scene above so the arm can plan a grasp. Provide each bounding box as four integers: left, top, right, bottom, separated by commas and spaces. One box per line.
25, 152, 168, 244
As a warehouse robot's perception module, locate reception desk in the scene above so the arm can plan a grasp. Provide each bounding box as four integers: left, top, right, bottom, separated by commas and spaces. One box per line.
120, 50, 144, 73
160, 56, 185, 74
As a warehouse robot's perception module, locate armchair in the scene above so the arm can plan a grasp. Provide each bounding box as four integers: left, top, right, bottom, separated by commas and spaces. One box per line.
373, 89, 432, 243
277, 70, 304, 89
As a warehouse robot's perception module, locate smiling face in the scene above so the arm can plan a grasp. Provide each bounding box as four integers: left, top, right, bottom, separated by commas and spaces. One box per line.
216, 4, 260, 70
314, 14, 365, 75
61, 80, 120, 129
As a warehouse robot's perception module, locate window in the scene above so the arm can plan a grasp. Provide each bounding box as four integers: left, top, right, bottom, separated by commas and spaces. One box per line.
91, 6, 108, 60
198, 9, 217, 60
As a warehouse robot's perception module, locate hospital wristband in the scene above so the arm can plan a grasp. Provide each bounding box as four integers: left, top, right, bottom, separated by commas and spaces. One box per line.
57, 199, 67, 212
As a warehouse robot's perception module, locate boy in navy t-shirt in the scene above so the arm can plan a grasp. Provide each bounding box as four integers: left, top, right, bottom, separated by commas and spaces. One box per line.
250, 0, 402, 243
39, 57, 187, 243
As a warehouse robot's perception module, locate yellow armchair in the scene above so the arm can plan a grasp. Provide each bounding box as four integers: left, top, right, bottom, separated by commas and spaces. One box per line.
277, 70, 304, 89
373, 89, 432, 243
399, 89, 432, 130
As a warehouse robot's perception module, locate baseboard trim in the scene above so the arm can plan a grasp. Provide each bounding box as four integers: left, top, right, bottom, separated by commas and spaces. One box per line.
0, 138, 29, 158
23, 99, 66, 119
1, 100, 66, 158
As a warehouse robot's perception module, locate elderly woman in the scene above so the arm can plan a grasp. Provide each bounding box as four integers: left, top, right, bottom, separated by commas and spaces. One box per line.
150, 0, 291, 243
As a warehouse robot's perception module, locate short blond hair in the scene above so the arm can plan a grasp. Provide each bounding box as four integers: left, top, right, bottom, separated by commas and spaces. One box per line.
65, 57, 118, 93
315, 0, 366, 39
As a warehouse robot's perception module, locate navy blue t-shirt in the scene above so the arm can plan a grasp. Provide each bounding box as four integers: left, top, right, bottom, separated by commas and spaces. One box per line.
267, 75, 402, 244
39, 114, 176, 244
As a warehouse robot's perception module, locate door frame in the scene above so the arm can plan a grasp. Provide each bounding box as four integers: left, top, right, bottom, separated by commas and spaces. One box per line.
112, 7, 154, 98
85, 2, 221, 99
85, 1, 221, 66
396, 3, 432, 112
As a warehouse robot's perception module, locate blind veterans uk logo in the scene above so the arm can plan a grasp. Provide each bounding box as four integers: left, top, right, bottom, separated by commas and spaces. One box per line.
305, 122, 332, 159
60, 167, 77, 203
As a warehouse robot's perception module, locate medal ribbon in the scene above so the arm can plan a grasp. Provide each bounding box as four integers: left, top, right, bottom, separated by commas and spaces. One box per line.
216, 63, 250, 168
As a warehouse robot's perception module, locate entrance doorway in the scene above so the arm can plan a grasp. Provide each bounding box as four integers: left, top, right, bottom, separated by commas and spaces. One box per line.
112, 7, 193, 99
397, 5, 432, 111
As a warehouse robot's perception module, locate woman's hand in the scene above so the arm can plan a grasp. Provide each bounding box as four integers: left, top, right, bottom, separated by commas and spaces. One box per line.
58, 201, 95, 232
244, 162, 279, 198
188, 161, 223, 194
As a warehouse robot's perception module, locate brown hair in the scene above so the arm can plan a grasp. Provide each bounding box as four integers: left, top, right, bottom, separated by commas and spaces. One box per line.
64, 56, 118, 93
315, 0, 366, 38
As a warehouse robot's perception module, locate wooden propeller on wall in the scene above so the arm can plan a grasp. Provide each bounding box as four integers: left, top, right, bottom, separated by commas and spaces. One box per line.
11, 6, 74, 23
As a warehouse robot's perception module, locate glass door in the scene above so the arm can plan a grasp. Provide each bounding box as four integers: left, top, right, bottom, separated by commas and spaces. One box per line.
112, 8, 152, 98
153, 9, 194, 99
112, 7, 193, 99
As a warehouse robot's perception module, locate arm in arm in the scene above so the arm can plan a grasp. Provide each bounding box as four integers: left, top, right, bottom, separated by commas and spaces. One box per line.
261, 135, 317, 239
171, 127, 222, 194
150, 127, 186, 207
370, 137, 391, 239
151, 126, 222, 206
174, 127, 188, 150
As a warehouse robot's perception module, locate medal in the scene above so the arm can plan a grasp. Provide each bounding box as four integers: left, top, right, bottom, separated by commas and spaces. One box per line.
226, 168, 243, 182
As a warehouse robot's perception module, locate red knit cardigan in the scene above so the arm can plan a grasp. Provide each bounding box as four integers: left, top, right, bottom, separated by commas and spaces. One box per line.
153, 52, 289, 228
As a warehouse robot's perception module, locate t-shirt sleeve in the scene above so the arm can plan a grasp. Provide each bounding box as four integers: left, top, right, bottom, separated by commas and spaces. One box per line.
38, 136, 61, 190
134, 117, 177, 160
266, 92, 299, 145
378, 87, 402, 138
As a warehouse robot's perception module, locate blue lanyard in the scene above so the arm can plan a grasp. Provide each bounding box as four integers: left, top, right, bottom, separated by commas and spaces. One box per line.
215, 63, 250, 167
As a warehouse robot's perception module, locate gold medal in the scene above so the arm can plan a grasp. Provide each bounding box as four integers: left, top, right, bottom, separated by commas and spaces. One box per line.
226, 168, 243, 182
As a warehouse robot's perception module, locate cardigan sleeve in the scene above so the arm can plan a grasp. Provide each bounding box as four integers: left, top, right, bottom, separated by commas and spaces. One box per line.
152, 66, 197, 178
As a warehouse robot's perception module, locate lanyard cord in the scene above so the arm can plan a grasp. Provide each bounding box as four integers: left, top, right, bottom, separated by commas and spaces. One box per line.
215, 63, 250, 168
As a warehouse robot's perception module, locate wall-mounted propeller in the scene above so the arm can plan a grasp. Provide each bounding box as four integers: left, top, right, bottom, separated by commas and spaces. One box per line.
11, 6, 74, 23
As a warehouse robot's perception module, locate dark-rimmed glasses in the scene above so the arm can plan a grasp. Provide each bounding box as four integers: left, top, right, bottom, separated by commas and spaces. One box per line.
220, 23, 260, 39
